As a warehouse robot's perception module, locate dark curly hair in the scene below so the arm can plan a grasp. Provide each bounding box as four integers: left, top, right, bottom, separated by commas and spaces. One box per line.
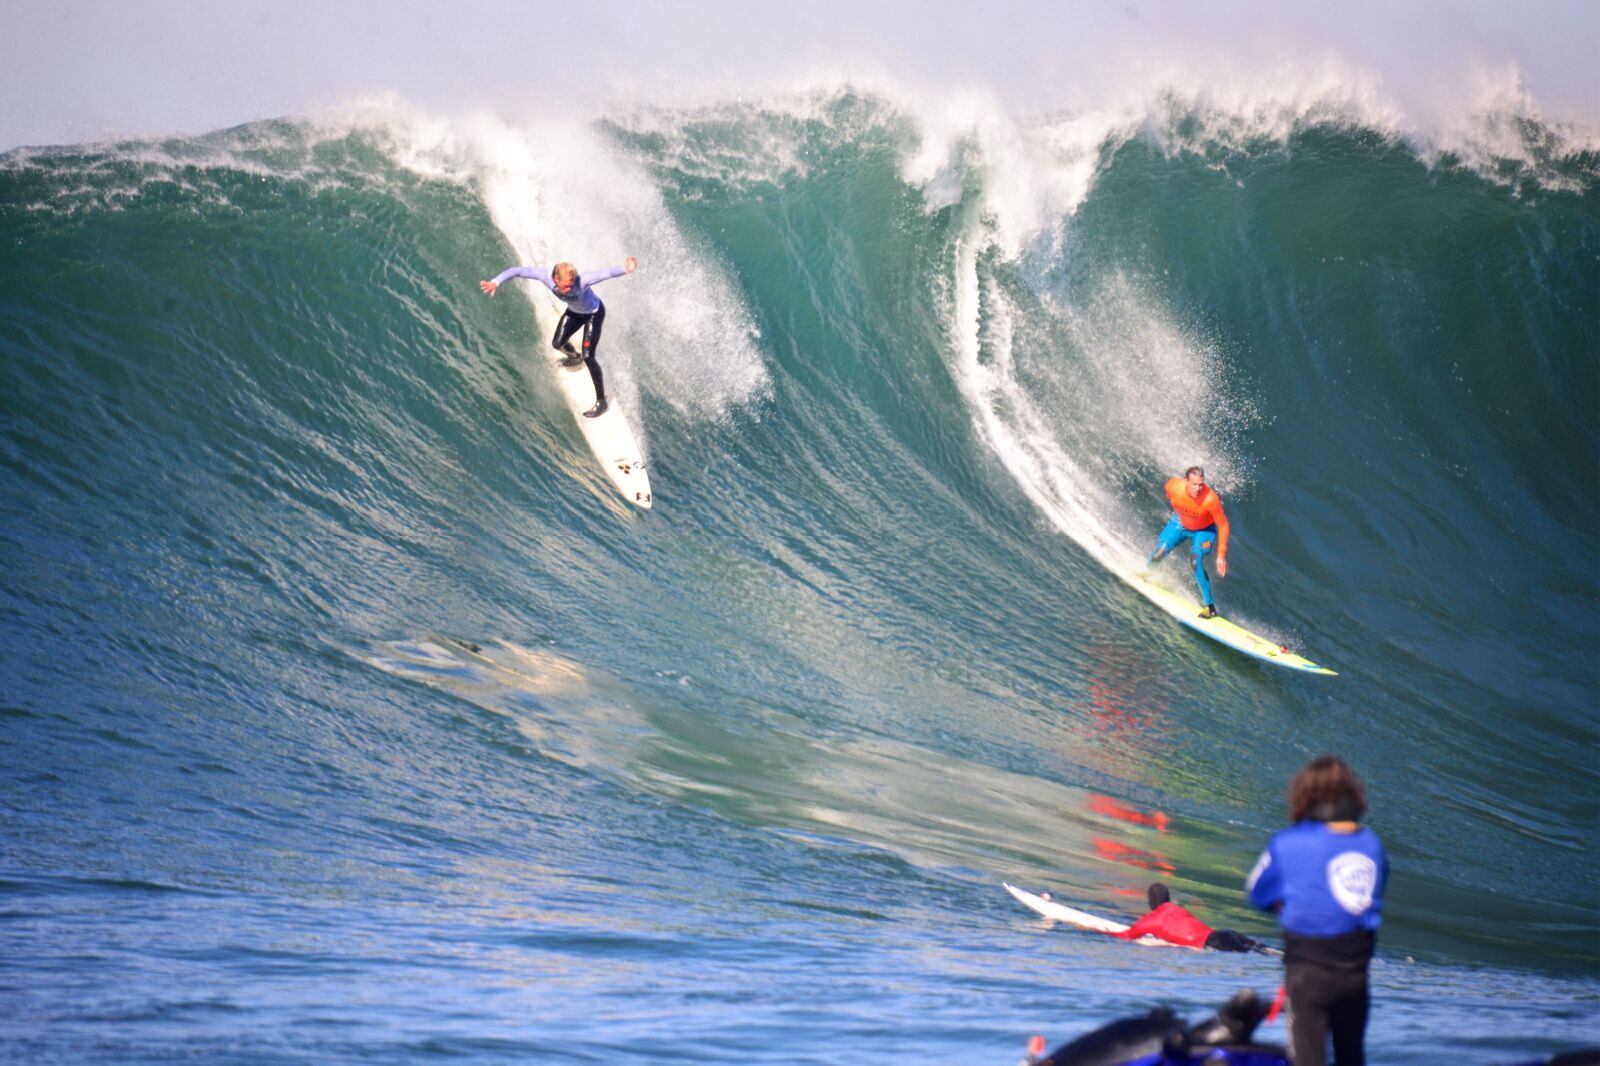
1288, 755, 1367, 823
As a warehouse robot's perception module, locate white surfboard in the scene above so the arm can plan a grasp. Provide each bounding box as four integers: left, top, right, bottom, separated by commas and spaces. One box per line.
1003, 883, 1190, 949
552, 357, 652, 510
1125, 569, 1335, 676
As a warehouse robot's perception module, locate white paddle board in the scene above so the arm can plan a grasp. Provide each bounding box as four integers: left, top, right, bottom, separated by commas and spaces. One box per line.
1125, 569, 1335, 676
1003, 883, 1189, 949
552, 357, 652, 510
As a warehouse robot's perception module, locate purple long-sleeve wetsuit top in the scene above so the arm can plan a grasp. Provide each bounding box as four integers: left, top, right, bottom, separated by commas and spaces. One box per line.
490, 263, 628, 315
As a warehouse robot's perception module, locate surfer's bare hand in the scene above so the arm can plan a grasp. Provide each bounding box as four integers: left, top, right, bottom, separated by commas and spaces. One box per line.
1217, 557, 1228, 577
480, 279, 498, 296
623, 256, 637, 272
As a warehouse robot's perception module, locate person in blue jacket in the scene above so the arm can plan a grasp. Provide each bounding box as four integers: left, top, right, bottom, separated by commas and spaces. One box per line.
1246, 755, 1387, 1066
480, 256, 637, 418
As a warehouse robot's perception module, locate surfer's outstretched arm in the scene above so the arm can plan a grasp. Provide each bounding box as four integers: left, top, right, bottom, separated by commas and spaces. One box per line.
483, 258, 634, 296
576, 256, 638, 289
480, 264, 550, 297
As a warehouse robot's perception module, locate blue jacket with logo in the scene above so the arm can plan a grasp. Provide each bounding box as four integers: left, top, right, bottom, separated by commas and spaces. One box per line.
1246, 820, 1387, 938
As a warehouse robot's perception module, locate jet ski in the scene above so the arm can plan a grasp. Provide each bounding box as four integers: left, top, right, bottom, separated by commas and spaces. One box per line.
1022, 989, 1284, 1066
1019, 989, 1600, 1066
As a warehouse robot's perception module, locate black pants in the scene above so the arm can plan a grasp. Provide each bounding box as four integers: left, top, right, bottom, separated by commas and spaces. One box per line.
1204, 928, 1269, 953
553, 301, 606, 403
1286, 962, 1370, 1065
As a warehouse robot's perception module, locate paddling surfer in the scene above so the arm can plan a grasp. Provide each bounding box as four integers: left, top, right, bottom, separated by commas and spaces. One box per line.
1110, 883, 1269, 953
1147, 466, 1229, 619
480, 255, 637, 418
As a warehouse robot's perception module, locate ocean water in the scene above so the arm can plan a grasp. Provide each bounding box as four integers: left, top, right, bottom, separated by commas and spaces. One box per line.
2, 82, 1597, 1063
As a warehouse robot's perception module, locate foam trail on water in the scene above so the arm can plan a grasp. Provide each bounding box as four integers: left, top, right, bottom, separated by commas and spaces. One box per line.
946, 236, 1139, 574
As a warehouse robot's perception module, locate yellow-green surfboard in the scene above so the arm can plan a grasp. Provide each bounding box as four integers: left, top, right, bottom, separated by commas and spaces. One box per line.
1127, 570, 1336, 676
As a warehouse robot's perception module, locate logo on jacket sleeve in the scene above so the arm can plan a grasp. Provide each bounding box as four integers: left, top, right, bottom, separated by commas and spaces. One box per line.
1326, 852, 1378, 914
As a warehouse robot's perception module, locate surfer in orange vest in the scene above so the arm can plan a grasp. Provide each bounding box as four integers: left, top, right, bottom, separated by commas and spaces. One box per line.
1148, 466, 1229, 619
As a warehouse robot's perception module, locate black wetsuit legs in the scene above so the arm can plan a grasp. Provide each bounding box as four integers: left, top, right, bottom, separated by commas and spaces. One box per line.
1204, 929, 1268, 953
1286, 963, 1370, 1065
552, 302, 607, 403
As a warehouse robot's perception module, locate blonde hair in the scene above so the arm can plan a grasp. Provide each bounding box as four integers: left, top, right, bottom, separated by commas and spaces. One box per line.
552, 262, 578, 286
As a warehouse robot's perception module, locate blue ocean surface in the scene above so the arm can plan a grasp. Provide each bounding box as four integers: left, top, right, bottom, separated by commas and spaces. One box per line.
2, 81, 1597, 1062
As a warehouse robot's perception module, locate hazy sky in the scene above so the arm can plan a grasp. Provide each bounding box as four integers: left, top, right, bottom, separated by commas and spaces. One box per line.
2, 0, 1597, 150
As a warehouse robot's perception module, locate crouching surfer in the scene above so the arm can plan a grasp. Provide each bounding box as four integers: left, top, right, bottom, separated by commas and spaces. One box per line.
1148, 465, 1229, 618
480, 255, 637, 418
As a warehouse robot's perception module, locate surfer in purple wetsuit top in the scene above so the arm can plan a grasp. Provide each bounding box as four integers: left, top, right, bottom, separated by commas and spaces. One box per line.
480, 255, 637, 417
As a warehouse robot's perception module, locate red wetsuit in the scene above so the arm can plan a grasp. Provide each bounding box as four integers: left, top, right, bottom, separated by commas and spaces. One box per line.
1164, 477, 1230, 562
1110, 902, 1214, 948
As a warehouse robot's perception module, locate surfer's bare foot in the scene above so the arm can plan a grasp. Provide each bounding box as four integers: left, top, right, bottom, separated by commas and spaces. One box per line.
1198, 604, 1217, 619
583, 398, 609, 418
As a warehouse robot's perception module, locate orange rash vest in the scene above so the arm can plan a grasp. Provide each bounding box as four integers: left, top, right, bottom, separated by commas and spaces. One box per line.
1164, 477, 1230, 560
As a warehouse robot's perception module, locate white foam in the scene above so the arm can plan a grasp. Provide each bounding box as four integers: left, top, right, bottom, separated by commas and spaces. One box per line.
311, 95, 775, 442
599, 68, 1580, 569
944, 238, 1137, 572
941, 232, 1256, 575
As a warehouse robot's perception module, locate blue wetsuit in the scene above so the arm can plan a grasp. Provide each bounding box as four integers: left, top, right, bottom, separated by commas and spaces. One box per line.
1150, 515, 1220, 607
1148, 477, 1230, 610
490, 263, 629, 410
1247, 821, 1387, 1066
